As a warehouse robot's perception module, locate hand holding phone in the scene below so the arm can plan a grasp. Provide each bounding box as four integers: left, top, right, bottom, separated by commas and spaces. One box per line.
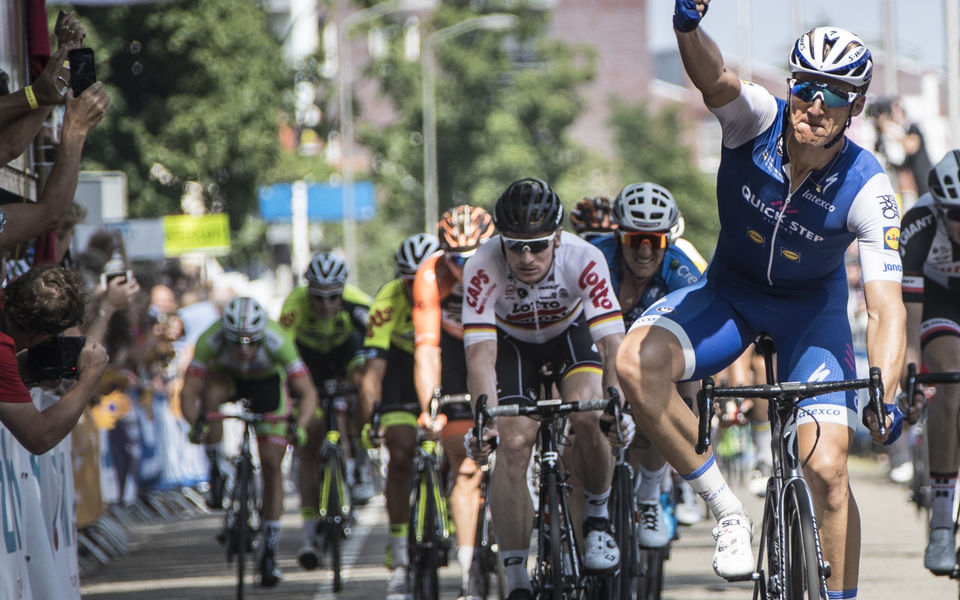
68, 48, 96, 96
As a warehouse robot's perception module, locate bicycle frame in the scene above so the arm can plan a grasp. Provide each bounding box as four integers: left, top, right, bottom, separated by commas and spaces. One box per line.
479, 396, 608, 600
696, 333, 884, 600
317, 380, 354, 592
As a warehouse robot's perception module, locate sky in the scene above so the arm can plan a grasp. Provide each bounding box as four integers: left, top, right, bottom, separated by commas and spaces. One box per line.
648, 1, 949, 74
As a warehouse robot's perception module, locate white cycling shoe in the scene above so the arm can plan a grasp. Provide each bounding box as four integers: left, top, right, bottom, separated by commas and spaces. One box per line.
582, 517, 620, 572
675, 481, 703, 526
637, 499, 671, 548
712, 514, 755, 580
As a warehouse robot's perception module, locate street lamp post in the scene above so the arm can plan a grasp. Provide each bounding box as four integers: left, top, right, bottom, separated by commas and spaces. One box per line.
421, 14, 518, 234
338, 0, 436, 280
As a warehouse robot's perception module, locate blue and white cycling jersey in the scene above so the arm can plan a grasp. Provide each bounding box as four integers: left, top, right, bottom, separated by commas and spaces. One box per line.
633, 82, 902, 430
592, 234, 705, 326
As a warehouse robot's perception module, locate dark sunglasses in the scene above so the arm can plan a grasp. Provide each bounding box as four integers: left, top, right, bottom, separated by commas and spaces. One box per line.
788, 78, 861, 109
945, 207, 960, 221
225, 332, 262, 346
445, 250, 475, 268
309, 287, 344, 301
618, 230, 669, 250
501, 233, 555, 254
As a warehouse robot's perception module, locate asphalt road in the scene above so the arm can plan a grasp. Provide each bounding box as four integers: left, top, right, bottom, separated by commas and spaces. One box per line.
80, 456, 956, 600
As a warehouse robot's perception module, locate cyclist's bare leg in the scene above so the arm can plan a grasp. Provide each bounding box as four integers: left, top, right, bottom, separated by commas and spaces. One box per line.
563, 370, 614, 496
443, 432, 482, 586
384, 424, 417, 524
258, 438, 287, 521
923, 335, 960, 474
798, 423, 857, 592
200, 373, 232, 443
489, 416, 537, 550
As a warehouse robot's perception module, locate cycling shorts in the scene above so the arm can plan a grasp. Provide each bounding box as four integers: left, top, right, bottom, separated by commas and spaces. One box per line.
378, 344, 419, 428
438, 331, 473, 436
297, 332, 365, 389
229, 372, 290, 444
920, 281, 960, 348
632, 274, 859, 430
495, 314, 602, 405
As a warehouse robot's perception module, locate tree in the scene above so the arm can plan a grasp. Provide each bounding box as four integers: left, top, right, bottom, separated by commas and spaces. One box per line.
71, 0, 292, 229
608, 98, 720, 258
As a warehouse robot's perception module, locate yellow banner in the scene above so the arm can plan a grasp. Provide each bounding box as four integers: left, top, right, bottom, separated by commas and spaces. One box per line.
163, 214, 230, 256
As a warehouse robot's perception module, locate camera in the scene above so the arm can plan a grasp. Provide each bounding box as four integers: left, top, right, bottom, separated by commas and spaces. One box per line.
100, 269, 132, 288
27, 335, 85, 382
68, 48, 96, 96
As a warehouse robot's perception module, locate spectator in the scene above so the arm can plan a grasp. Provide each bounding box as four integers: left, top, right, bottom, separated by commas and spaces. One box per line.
870, 96, 933, 201
0, 264, 108, 454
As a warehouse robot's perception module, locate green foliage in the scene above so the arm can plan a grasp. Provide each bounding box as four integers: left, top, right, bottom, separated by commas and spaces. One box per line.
607, 98, 719, 258
361, 1, 594, 225
69, 0, 291, 229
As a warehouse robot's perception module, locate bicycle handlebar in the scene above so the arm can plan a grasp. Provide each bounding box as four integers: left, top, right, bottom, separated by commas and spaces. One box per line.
200, 411, 292, 425
696, 367, 885, 454
483, 397, 609, 418
904, 362, 960, 403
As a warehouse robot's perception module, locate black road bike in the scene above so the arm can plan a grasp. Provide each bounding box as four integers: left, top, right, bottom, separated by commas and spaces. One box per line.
696, 333, 886, 600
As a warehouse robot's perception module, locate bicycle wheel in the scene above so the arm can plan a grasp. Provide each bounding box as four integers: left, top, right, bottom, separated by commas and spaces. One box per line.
472, 499, 505, 599
329, 460, 344, 592
784, 486, 823, 600
235, 456, 251, 600
637, 547, 666, 600
544, 470, 564, 600
411, 471, 440, 600
609, 464, 636, 600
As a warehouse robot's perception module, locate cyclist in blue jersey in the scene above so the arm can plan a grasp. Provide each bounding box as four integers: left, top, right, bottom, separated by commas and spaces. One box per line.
616, 3, 905, 598
591, 182, 706, 547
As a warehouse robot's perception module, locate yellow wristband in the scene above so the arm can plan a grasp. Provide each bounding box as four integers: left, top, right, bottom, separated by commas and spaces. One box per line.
24, 85, 39, 110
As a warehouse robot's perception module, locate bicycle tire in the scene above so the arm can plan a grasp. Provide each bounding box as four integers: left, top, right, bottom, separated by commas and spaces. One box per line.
637, 547, 666, 600
609, 464, 636, 600
411, 469, 440, 600
235, 456, 250, 600
472, 500, 505, 599
545, 470, 564, 600
328, 459, 345, 592
784, 486, 823, 600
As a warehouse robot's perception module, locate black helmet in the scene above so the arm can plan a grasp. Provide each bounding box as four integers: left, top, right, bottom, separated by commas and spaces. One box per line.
493, 177, 564, 234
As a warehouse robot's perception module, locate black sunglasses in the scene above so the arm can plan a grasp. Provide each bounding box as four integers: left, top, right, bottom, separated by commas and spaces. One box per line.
501, 233, 555, 254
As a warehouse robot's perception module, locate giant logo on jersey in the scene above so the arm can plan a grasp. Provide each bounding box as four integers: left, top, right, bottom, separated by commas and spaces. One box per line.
899, 214, 933, 246
883, 226, 900, 251
578, 260, 614, 310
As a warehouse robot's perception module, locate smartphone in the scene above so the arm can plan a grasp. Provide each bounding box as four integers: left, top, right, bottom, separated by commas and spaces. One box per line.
68, 48, 96, 96
27, 335, 85, 381
100, 270, 132, 288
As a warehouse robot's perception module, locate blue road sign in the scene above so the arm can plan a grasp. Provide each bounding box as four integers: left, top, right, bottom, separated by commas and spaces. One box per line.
257, 182, 376, 222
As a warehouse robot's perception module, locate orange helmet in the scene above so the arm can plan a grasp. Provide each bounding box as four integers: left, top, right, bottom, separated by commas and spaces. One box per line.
437, 205, 495, 253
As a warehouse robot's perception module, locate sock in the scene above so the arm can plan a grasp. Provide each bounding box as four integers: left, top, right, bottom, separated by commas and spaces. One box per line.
263, 520, 282, 552
457, 545, 473, 589
389, 523, 409, 568
502, 550, 531, 592
301, 507, 318, 545
931, 472, 958, 531
826, 589, 857, 599
682, 455, 744, 519
635, 464, 668, 500
751, 421, 772, 471
584, 488, 610, 520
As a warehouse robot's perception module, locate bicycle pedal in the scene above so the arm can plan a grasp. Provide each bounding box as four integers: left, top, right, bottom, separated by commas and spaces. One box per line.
723, 571, 759, 583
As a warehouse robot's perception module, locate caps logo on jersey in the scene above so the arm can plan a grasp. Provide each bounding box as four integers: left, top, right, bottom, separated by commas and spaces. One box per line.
747, 229, 765, 245
781, 248, 801, 262
883, 226, 900, 251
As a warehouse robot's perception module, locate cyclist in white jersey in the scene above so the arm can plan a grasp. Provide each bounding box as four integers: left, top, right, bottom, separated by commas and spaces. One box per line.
616, 4, 905, 599
463, 177, 634, 600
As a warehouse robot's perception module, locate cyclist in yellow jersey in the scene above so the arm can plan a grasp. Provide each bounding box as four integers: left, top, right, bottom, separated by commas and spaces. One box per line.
359, 233, 440, 600
278, 251, 373, 570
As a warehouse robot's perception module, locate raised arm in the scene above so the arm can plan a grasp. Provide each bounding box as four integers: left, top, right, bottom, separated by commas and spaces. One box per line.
673, 0, 741, 108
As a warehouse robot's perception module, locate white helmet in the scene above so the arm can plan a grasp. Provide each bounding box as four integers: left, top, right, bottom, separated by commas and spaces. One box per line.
613, 183, 680, 237
929, 150, 960, 208
305, 251, 347, 288
789, 27, 873, 90
395, 233, 440, 278
222, 297, 268, 343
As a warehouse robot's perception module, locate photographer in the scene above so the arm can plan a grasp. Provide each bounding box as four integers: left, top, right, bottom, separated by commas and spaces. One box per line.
0, 264, 108, 455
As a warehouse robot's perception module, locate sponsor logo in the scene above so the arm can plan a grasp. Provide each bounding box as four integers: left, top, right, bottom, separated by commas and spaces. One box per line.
883, 226, 900, 251
505, 284, 516, 296
656, 306, 675, 314
748, 229, 765, 245
366, 308, 394, 336
279, 312, 296, 328
517, 287, 528, 299
781, 248, 800, 261
803, 407, 843, 418
559, 288, 569, 298
577, 260, 614, 310
899, 214, 933, 246
801, 189, 836, 212
808, 362, 830, 382
742, 185, 823, 242
465, 269, 490, 310
675, 264, 699, 284
512, 300, 562, 313
821, 173, 839, 193
878, 194, 900, 219
881, 262, 903, 273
